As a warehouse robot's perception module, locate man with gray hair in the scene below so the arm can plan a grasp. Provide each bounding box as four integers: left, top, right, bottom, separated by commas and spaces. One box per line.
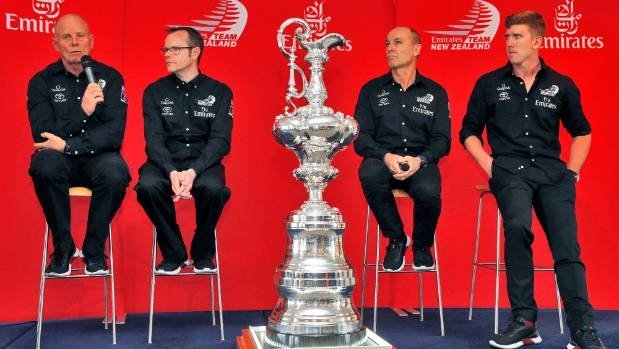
354, 26, 451, 272
27, 14, 130, 277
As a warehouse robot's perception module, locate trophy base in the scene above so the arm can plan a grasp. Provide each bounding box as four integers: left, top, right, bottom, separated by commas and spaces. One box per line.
237, 326, 393, 349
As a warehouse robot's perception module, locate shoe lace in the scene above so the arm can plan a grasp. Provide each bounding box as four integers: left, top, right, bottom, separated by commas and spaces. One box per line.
578, 328, 602, 346
501, 317, 527, 334
385, 239, 402, 255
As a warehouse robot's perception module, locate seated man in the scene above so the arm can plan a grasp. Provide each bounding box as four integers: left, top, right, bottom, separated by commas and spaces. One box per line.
354, 26, 451, 272
27, 14, 130, 276
135, 27, 232, 275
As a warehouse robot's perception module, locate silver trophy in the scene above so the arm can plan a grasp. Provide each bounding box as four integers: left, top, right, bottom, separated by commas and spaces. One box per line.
265, 18, 366, 348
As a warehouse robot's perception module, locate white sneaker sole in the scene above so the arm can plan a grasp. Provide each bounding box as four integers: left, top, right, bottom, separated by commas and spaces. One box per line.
155, 267, 181, 275
412, 264, 435, 271
489, 334, 542, 348
45, 264, 71, 277
194, 267, 217, 273
85, 269, 109, 276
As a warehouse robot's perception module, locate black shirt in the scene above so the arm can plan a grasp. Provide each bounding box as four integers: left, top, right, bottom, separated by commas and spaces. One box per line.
142, 73, 232, 175
459, 59, 591, 178
27, 59, 128, 156
354, 71, 451, 163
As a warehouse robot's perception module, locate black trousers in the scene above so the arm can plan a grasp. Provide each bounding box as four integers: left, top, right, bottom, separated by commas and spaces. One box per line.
490, 165, 594, 333
135, 162, 230, 264
28, 150, 130, 260
358, 158, 441, 248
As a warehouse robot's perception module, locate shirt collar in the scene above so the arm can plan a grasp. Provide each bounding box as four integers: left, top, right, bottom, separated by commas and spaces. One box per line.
49, 58, 104, 77
500, 57, 549, 78
171, 71, 205, 89
379, 70, 427, 88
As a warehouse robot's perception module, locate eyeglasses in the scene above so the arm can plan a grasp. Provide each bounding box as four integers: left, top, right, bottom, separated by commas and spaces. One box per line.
159, 46, 194, 55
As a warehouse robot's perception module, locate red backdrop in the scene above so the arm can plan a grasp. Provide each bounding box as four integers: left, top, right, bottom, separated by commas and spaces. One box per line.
0, 0, 617, 322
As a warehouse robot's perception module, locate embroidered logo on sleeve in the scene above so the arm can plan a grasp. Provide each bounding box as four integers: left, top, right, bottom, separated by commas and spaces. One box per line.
120, 85, 128, 104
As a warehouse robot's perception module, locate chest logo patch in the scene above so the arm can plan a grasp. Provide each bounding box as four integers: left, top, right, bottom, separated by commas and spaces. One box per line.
498, 91, 510, 101
416, 93, 434, 104
497, 83, 510, 91
53, 93, 66, 103
377, 89, 390, 98
197, 95, 216, 107
51, 85, 66, 92
540, 85, 559, 97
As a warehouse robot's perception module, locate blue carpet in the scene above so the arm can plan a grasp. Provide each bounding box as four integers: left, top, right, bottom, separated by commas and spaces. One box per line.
1, 309, 617, 348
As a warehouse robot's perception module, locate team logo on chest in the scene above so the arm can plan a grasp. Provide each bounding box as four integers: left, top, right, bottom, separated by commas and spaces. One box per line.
197, 95, 216, 106
536, 85, 559, 109
540, 84, 559, 97
416, 93, 434, 104
498, 91, 510, 101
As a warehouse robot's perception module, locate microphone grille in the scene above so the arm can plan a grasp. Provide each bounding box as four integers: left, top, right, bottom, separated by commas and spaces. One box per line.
80, 55, 93, 67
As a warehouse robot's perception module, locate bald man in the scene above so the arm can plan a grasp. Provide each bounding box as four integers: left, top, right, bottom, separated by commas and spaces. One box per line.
354, 26, 451, 271
27, 14, 130, 276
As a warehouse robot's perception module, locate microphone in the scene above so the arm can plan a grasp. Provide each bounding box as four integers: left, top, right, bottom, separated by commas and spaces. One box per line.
80, 55, 96, 84
399, 162, 410, 171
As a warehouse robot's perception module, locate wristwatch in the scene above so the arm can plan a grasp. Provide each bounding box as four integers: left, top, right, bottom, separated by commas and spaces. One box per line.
418, 155, 428, 168
63, 143, 71, 154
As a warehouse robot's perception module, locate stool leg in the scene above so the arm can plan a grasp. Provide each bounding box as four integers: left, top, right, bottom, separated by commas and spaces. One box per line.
210, 276, 216, 326
554, 273, 564, 334
148, 226, 157, 344
108, 224, 117, 344
214, 228, 225, 341
372, 223, 380, 333
103, 276, 108, 330
469, 193, 484, 320
434, 238, 445, 336
360, 205, 371, 323
494, 210, 502, 334
36, 223, 50, 349
418, 273, 424, 322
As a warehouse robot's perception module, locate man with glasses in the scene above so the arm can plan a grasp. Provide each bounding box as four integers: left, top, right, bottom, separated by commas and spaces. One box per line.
460, 11, 606, 349
27, 14, 131, 276
135, 27, 232, 274
354, 26, 451, 272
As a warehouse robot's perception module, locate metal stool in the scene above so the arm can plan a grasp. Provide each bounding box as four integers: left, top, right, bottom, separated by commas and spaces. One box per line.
36, 187, 116, 349
468, 184, 564, 334
147, 225, 224, 343
360, 189, 445, 336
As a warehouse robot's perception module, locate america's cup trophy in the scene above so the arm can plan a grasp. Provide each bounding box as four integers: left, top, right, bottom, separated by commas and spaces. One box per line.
266, 18, 367, 348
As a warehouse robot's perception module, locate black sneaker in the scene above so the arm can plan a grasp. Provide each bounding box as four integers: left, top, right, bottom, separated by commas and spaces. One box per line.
194, 259, 217, 273
155, 260, 184, 275
567, 327, 607, 349
489, 315, 542, 348
413, 247, 435, 270
85, 258, 109, 275
45, 246, 77, 277
383, 235, 410, 272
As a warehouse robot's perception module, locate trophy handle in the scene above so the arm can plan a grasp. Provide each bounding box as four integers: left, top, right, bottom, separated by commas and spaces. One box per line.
278, 18, 311, 116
